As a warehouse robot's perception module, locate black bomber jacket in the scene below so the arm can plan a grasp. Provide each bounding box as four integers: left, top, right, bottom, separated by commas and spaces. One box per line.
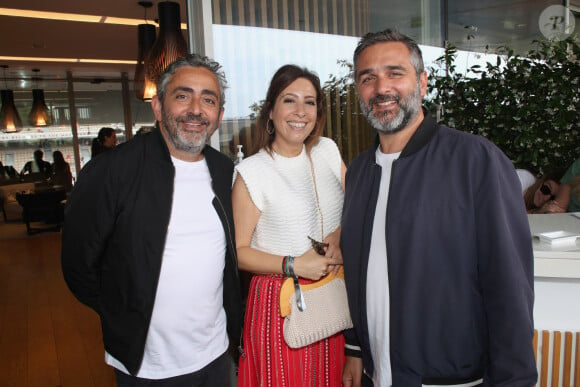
61, 128, 242, 375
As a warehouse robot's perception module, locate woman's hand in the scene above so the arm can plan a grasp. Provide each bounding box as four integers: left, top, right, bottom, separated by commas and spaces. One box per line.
539, 199, 567, 214
294, 249, 336, 280
294, 228, 344, 280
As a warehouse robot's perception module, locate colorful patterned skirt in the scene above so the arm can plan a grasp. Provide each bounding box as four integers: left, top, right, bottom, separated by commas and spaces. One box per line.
237, 274, 345, 387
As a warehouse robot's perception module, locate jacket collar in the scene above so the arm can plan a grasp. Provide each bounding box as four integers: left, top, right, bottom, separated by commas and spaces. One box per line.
371, 108, 439, 159
150, 125, 173, 162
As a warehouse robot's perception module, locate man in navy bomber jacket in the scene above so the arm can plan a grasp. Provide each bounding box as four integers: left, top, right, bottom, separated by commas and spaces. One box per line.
340, 29, 537, 387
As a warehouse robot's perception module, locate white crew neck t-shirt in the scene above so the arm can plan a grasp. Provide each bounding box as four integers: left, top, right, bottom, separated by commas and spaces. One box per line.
106, 156, 228, 379
367, 147, 400, 387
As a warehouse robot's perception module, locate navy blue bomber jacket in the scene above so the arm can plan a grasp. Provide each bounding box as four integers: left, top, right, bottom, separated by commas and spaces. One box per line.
340, 113, 537, 386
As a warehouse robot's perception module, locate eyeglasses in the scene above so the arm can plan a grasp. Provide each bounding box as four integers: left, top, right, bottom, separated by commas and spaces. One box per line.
540, 184, 552, 196
308, 236, 329, 255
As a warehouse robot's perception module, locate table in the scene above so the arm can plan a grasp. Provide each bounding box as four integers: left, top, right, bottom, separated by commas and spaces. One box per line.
530, 213, 580, 279
0, 182, 35, 221
528, 213, 580, 331
15, 188, 67, 235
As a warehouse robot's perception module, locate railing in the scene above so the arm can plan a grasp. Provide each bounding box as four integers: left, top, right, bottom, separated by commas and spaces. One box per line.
534, 329, 580, 387
324, 85, 375, 164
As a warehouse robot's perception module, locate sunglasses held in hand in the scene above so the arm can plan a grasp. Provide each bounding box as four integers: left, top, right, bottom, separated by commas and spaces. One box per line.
540, 184, 555, 199
308, 236, 329, 255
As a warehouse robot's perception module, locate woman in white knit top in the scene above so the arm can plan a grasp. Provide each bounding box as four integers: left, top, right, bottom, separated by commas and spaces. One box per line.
233, 64, 347, 386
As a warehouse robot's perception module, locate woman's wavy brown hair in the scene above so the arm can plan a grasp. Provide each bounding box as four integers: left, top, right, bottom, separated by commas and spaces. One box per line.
252, 64, 326, 156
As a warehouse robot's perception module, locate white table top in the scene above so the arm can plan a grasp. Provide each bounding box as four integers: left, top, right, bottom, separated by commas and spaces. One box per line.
528, 213, 580, 278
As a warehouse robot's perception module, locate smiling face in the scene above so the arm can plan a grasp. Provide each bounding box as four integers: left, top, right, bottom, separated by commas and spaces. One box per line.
152, 66, 224, 161
355, 41, 427, 134
269, 77, 318, 156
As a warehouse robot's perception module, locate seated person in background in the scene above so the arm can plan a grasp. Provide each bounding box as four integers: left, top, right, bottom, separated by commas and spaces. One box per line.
21, 149, 52, 178
1, 161, 19, 181
516, 168, 536, 193
0, 161, 9, 180
556, 156, 580, 212
50, 150, 73, 192
91, 127, 117, 158
523, 164, 575, 213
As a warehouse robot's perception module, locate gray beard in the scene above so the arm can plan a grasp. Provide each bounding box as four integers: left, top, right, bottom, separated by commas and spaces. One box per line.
162, 111, 209, 154
360, 82, 422, 134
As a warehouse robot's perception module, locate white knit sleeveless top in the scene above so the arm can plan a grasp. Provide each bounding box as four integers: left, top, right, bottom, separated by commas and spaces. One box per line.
235, 137, 344, 257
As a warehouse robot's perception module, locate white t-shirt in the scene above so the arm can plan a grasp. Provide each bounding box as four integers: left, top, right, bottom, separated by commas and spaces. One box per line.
366, 147, 400, 387
106, 156, 228, 379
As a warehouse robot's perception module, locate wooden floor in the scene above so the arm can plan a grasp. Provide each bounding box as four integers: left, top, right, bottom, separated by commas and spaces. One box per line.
0, 230, 115, 387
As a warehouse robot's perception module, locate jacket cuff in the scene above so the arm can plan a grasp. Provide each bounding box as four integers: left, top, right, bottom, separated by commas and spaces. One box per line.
345, 342, 362, 358
343, 328, 362, 357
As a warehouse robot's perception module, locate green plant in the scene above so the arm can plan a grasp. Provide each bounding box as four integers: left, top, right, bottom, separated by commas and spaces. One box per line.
425, 36, 580, 174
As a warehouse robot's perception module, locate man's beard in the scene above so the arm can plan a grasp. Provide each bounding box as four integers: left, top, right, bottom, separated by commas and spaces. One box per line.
360, 81, 422, 134
161, 110, 211, 154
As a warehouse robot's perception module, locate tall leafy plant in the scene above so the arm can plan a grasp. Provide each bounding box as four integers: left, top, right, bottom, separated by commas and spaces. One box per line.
425, 37, 580, 174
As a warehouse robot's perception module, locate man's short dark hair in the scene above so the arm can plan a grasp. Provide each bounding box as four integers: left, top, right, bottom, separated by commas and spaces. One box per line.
156, 54, 227, 109
353, 29, 425, 80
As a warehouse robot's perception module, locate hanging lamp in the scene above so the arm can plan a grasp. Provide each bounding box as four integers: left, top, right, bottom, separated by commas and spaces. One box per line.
0, 65, 23, 133
28, 69, 52, 126
144, 1, 188, 93
134, 1, 157, 101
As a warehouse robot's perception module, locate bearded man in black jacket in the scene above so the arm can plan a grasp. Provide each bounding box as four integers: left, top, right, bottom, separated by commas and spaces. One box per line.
62, 54, 242, 387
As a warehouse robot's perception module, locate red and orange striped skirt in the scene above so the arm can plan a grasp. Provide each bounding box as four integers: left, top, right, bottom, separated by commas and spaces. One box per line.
237, 274, 345, 387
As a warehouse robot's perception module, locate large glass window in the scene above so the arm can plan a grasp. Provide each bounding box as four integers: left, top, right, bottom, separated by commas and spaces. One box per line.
447, 0, 558, 54
2, 1, 576, 172
211, 0, 373, 162
368, 0, 444, 47
0, 79, 155, 182
209, 0, 578, 163
1, 81, 72, 177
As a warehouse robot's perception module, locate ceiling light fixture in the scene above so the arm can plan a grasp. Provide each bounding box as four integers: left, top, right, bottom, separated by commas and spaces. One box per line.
0, 7, 185, 29
0, 56, 137, 65
134, 1, 157, 102
28, 69, 52, 127
144, 1, 188, 95
0, 65, 23, 133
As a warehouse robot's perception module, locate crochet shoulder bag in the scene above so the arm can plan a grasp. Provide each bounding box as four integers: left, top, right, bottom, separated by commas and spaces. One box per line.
279, 266, 353, 348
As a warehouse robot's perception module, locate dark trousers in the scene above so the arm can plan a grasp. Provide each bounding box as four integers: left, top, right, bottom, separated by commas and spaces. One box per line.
114, 351, 229, 387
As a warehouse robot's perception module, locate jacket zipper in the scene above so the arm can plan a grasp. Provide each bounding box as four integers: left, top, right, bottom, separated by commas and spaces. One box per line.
212, 183, 238, 271
212, 181, 245, 358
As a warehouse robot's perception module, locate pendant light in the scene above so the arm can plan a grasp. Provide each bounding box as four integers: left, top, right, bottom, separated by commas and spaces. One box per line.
28, 69, 52, 127
134, 1, 157, 102
144, 1, 188, 94
0, 65, 23, 133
